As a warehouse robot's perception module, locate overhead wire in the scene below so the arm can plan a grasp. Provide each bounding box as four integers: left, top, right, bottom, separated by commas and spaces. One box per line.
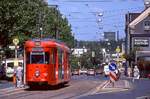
49, 0, 144, 40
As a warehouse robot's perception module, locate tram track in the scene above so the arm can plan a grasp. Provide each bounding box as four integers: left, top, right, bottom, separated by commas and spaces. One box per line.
0, 76, 105, 99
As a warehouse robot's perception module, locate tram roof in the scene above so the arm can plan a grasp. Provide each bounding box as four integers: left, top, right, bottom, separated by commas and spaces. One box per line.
31, 38, 64, 43
25, 38, 70, 51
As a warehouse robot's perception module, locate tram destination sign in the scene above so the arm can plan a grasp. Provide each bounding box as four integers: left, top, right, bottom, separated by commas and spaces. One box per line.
134, 38, 149, 47
32, 47, 44, 51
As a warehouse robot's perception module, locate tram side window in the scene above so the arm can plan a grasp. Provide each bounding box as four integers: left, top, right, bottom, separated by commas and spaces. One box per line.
58, 49, 63, 64
51, 48, 56, 64
58, 48, 64, 79
45, 52, 50, 64
26, 52, 30, 64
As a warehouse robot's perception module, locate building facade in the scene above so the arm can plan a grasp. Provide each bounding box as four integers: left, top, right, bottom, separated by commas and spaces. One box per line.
126, 7, 150, 77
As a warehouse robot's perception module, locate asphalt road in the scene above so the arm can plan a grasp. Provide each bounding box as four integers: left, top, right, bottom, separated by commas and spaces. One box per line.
0, 80, 13, 89
0, 74, 105, 99
0, 75, 150, 99
80, 78, 150, 99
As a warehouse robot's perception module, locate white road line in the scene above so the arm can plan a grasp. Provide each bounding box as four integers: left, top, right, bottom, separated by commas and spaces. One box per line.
96, 88, 129, 94
102, 81, 110, 89
90, 80, 110, 94
136, 95, 150, 99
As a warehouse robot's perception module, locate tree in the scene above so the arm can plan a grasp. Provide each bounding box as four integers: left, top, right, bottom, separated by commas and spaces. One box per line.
0, 0, 75, 58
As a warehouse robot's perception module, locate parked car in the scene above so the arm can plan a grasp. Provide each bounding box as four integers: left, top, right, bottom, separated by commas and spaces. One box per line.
87, 69, 95, 76
72, 69, 80, 75
80, 69, 87, 75
95, 69, 103, 75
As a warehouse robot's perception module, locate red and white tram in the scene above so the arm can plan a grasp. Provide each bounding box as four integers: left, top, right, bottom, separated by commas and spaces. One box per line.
24, 38, 70, 87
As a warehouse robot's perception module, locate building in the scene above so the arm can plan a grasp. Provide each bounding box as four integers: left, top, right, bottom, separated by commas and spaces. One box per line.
125, 13, 141, 54
126, 6, 150, 77
71, 48, 87, 57
104, 32, 116, 41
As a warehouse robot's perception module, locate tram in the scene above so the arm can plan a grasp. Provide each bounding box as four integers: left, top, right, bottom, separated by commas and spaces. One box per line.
24, 38, 70, 87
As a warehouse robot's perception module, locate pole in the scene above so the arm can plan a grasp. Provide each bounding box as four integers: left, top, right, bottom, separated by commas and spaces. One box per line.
15, 45, 17, 59
23, 47, 26, 85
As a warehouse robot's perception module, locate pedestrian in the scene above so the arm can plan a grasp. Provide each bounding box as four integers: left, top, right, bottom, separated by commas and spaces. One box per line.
13, 67, 17, 87
104, 63, 109, 78
16, 64, 23, 88
132, 65, 140, 82
127, 67, 132, 77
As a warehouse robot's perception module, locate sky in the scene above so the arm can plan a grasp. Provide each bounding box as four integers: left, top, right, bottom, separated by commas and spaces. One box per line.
48, 0, 145, 41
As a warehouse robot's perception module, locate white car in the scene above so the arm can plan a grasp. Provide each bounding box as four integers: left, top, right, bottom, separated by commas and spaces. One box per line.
104, 65, 110, 76
87, 69, 95, 76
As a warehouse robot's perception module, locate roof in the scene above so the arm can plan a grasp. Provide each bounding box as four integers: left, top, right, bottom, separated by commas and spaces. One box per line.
129, 7, 150, 29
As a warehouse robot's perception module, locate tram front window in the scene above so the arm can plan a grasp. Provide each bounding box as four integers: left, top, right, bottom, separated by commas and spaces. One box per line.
32, 55, 44, 64
31, 52, 49, 64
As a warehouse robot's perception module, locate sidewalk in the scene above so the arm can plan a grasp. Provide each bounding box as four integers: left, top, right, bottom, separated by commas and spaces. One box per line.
99, 79, 131, 93
105, 80, 130, 89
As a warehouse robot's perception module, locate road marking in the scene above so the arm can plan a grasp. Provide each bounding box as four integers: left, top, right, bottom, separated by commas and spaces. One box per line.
0, 90, 25, 97
102, 81, 110, 89
96, 88, 129, 94
90, 80, 110, 94
136, 95, 150, 99
0, 87, 27, 97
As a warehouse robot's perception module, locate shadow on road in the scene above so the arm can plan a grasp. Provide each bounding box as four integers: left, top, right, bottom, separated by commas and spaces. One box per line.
25, 83, 70, 91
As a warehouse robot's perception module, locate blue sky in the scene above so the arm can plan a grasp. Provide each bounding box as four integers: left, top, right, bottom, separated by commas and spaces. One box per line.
48, 0, 145, 41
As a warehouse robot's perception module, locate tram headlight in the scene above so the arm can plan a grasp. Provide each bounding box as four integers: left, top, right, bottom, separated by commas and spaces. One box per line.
35, 70, 40, 77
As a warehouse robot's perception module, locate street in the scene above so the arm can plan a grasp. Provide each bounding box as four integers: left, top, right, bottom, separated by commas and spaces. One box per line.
0, 75, 150, 99
80, 78, 150, 99
0, 75, 104, 99
1, 0, 150, 99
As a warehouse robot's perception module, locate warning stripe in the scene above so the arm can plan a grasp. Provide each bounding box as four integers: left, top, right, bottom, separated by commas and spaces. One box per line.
109, 71, 117, 82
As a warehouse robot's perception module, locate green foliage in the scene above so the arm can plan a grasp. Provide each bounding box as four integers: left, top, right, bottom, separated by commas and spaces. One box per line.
0, 0, 74, 48
70, 55, 79, 69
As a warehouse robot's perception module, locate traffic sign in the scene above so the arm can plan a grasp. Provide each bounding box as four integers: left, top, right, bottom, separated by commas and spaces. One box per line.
13, 38, 19, 45
109, 71, 117, 82
109, 63, 117, 71
115, 46, 120, 53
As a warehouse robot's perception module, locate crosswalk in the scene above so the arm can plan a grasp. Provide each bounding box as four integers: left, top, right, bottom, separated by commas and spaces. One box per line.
0, 87, 26, 97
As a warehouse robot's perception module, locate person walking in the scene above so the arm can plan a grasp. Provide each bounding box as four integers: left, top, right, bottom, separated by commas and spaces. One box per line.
132, 65, 140, 82
16, 64, 23, 88
13, 67, 17, 87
